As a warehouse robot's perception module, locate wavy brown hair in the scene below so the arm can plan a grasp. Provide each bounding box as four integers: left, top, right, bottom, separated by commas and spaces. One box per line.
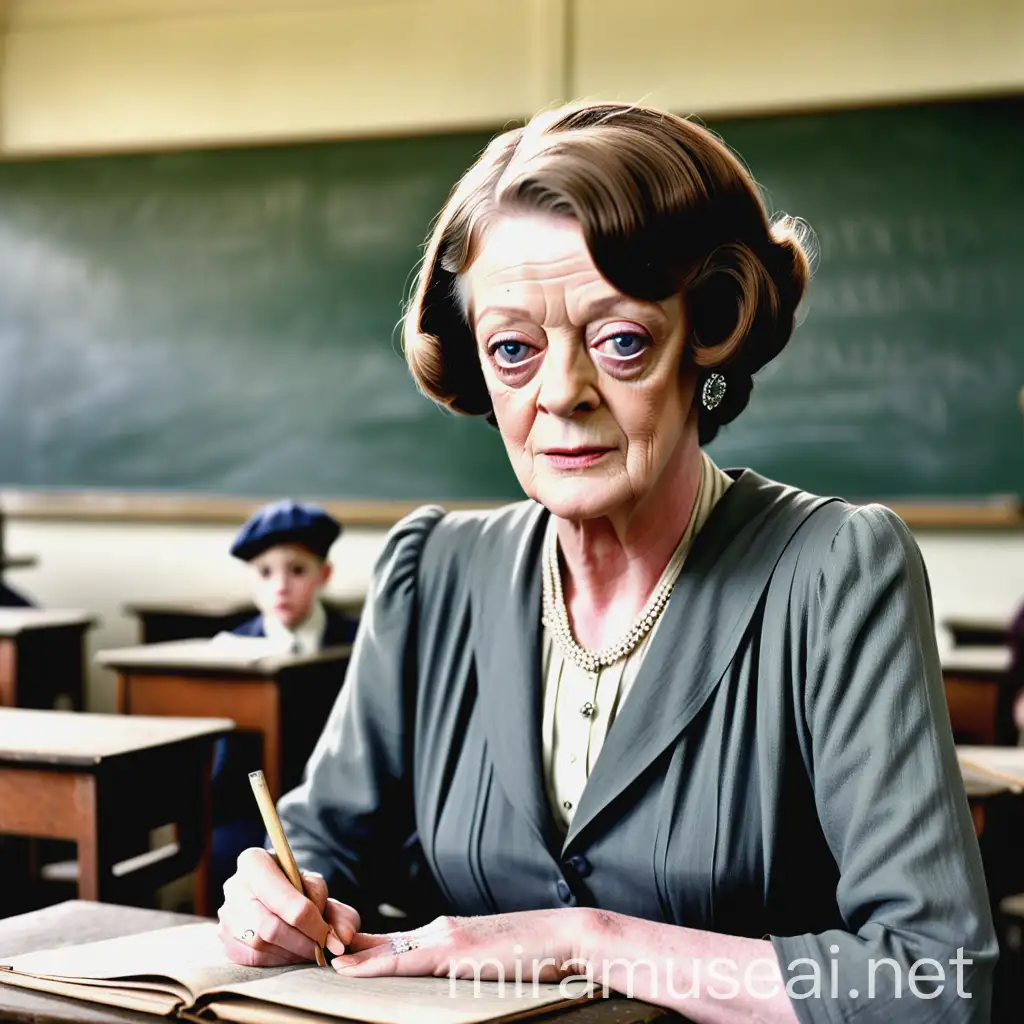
403, 102, 811, 444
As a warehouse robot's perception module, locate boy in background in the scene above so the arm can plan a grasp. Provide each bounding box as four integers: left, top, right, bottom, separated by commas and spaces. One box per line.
228, 499, 354, 651
211, 500, 354, 889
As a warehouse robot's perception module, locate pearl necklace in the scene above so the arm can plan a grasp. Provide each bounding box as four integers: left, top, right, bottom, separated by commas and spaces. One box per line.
541, 518, 691, 675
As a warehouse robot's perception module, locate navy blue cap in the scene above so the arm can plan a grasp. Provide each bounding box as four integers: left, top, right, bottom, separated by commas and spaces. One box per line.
230, 500, 341, 562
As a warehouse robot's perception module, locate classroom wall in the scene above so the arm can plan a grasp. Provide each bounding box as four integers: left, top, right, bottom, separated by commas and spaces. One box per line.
1, 0, 1022, 709
0, 0, 566, 152
5, 516, 1024, 713
2, 0, 1022, 154
575, 0, 1024, 114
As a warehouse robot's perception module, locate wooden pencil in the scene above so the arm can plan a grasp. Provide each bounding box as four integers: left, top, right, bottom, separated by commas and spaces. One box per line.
248, 769, 328, 966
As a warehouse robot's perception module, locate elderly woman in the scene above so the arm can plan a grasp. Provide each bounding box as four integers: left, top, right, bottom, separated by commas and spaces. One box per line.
218, 103, 995, 1022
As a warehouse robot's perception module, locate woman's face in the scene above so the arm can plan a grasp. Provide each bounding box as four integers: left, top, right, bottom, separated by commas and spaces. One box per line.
463, 213, 697, 521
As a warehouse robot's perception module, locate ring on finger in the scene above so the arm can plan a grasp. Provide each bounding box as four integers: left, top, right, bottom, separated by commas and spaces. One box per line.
239, 929, 256, 943
388, 932, 418, 956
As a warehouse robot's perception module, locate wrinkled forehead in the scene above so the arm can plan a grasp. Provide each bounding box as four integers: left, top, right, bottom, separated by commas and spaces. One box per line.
459, 213, 611, 312
458, 211, 682, 332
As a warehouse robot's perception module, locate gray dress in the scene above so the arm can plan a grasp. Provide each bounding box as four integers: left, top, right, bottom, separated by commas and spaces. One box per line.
279, 468, 996, 1022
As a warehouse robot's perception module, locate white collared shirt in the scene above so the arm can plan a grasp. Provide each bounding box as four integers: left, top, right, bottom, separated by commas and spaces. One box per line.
261, 599, 327, 656
541, 452, 733, 829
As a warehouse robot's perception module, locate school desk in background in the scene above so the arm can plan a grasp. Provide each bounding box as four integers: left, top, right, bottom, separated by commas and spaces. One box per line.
944, 614, 1013, 649
124, 596, 363, 645
941, 646, 1017, 747
97, 639, 352, 801
0, 709, 231, 915
0, 608, 96, 710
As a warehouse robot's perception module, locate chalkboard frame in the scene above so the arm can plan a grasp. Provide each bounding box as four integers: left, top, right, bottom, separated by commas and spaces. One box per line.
1, 488, 1022, 531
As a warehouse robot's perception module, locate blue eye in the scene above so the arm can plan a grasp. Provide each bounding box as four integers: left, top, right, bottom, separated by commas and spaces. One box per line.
604, 333, 647, 358
493, 340, 531, 365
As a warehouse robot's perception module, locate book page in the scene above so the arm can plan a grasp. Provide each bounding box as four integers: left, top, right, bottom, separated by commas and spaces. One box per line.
0, 923, 301, 1002
0, 971, 184, 1017
1, 922, 589, 1024
205, 965, 588, 1024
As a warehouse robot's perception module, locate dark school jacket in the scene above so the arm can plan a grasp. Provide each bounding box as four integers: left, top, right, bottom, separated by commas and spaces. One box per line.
231, 605, 357, 646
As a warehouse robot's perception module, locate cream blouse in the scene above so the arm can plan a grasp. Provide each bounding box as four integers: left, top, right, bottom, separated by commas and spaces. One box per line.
540, 452, 733, 829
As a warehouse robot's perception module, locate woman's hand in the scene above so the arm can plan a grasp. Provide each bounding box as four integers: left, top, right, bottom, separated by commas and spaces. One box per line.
331, 909, 588, 982
333, 909, 800, 1023
217, 847, 357, 966
1014, 687, 1024, 733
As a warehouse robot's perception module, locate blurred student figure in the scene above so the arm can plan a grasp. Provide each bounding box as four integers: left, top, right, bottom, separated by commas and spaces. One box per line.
1011, 602, 1024, 743
229, 500, 352, 651
211, 500, 352, 890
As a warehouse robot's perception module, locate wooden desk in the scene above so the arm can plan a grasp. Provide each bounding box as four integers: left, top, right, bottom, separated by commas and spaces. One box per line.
0, 710, 232, 916
98, 640, 352, 801
957, 745, 1024, 799
0, 901, 681, 1024
1, 554, 38, 572
124, 596, 363, 644
942, 647, 1015, 746
0, 609, 97, 711
956, 745, 1024, 838
944, 615, 1012, 648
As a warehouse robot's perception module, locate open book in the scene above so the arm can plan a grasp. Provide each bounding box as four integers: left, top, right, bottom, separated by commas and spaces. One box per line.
0, 922, 588, 1024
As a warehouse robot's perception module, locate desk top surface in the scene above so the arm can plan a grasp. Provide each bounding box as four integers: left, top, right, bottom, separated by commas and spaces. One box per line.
943, 614, 1012, 633
0, 554, 38, 571
96, 638, 352, 675
940, 646, 1013, 675
123, 595, 365, 617
0, 902, 680, 1024
957, 745, 1024, 798
0, 609, 96, 636
0, 709, 233, 767
123, 595, 255, 617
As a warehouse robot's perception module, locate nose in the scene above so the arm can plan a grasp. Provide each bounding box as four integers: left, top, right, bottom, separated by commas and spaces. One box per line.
536, 338, 600, 419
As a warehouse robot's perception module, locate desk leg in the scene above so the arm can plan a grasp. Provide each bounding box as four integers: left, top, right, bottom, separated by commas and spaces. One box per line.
74, 775, 113, 902
260, 686, 282, 802
191, 748, 215, 916
116, 671, 130, 714
971, 803, 987, 837
0, 639, 16, 707
71, 629, 87, 711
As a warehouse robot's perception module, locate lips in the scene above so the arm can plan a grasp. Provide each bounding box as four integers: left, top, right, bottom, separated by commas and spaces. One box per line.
541, 447, 613, 469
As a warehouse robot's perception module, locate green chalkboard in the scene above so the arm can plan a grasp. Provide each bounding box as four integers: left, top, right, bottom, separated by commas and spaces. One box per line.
706, 98, 1024, 500
0, 98, 1021, 501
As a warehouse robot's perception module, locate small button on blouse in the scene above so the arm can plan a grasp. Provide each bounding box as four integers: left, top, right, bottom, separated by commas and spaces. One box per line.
540, 451, 733, 829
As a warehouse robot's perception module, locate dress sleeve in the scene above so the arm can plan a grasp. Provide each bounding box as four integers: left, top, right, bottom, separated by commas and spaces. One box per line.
771, 505, 997, 1023
276, 504, 445, 910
